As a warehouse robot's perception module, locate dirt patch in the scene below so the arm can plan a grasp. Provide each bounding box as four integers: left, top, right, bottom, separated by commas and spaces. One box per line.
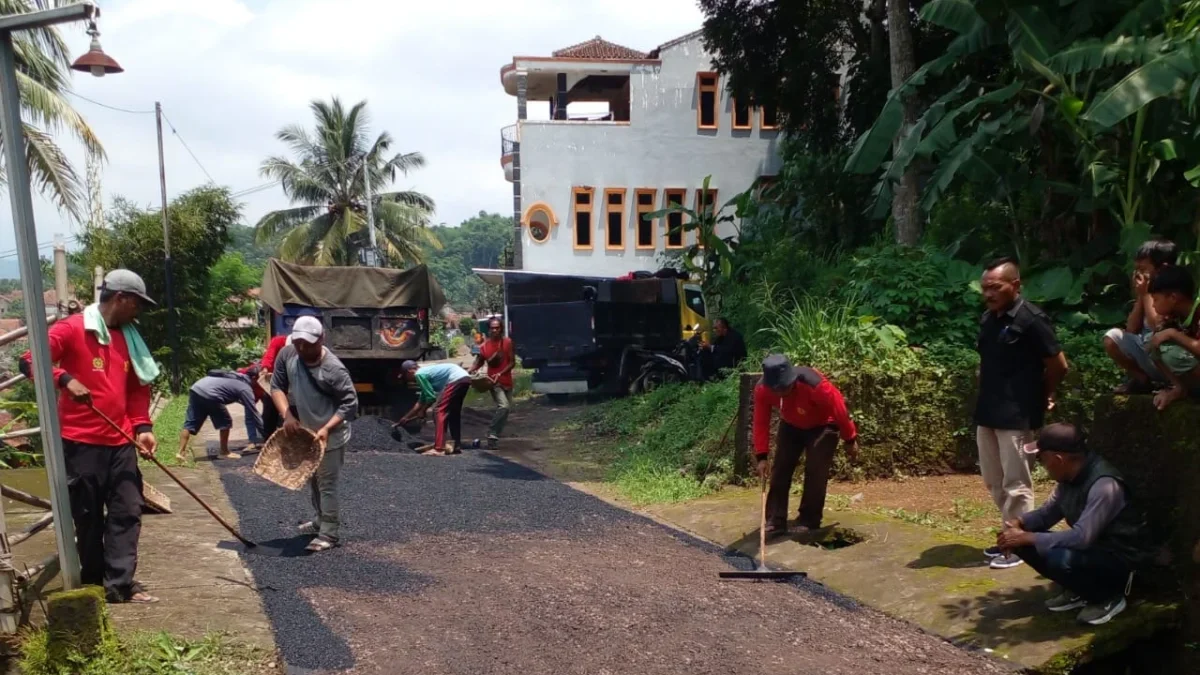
300, 526, 1003, 675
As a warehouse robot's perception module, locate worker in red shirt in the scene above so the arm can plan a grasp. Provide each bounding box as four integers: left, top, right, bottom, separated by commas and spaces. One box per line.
753, 354, 859, 538
20, 270, 159, 604
468, 317, 516, 450
258, 334, 288, 441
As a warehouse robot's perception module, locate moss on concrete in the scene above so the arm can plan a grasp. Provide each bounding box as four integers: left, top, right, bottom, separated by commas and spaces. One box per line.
45, 585, 113, 663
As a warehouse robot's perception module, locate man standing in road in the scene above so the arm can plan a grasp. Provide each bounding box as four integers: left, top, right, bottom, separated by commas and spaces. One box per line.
753, 354, 859, 538
175, 367, 265, 462
976, 258, 1069, 570
20, 270, 160, 604
270, 316, 358, 553
468, 318, 515, 450
258, 333, 289, 441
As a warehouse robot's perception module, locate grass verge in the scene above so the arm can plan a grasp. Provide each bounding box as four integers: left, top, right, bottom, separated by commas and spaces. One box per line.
148, 395, 189, 467
20, 629, 277, 675
575, 378, 739, 506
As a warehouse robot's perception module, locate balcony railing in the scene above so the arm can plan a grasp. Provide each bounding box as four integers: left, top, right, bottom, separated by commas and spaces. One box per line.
500, 124, 517, 157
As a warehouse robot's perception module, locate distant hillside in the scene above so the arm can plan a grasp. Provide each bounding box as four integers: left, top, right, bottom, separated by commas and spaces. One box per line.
0, 259, 27, 280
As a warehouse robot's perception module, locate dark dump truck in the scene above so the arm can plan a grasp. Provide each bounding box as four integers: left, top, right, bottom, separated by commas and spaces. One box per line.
259, 258, 447, 415
487, 269, 709, 399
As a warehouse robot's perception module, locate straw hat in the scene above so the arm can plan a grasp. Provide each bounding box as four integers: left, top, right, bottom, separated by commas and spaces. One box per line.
254, 426, 324, 491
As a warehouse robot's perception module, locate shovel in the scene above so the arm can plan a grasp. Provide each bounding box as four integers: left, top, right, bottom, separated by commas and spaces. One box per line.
719, 469, 807, 581
87, 403, 283, 557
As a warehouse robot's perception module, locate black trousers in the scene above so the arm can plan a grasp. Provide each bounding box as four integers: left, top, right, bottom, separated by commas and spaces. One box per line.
64, 440, 143, 601
262, 400, 280, 441
1014, 545, 1131, 603
767, 423, 840, 529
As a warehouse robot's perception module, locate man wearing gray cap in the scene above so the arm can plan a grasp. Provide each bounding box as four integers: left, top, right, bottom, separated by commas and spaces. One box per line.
270, 315, 358, 553
19, 269, 161, 603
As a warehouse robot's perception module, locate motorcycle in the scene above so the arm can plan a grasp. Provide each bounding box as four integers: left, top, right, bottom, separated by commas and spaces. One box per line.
628, 330, 706, 395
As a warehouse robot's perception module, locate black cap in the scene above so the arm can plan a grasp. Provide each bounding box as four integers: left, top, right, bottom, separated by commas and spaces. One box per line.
761, 354, 798, 391
1022, 423, 1086, 456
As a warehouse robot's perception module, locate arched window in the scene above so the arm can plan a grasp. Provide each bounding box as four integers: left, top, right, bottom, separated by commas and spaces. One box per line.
522, 202, 557, 244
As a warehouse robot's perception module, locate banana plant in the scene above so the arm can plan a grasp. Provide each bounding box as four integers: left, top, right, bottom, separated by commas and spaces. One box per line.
649, 175, 740, 293
845, 0, 1200, 250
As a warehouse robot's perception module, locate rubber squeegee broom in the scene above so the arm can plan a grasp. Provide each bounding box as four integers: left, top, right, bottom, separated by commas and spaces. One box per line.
718, 469, 806, 581
87, 403, 284, 557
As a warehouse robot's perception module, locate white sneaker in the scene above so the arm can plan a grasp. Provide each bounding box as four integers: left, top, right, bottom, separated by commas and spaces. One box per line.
989, 553, 1024, 569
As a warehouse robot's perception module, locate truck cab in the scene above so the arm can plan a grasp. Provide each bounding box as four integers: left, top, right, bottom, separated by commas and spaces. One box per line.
477, 268, 710, 398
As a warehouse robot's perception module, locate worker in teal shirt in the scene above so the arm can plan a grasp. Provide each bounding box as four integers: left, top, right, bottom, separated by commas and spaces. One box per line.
397, 361, 471, 455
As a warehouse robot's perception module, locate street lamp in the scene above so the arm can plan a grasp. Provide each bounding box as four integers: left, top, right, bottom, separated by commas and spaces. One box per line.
0, 1, 121, 590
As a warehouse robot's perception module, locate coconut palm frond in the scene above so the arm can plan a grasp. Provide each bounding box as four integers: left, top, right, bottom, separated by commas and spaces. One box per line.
16, 69, 103, 158
21, 123, 83, 222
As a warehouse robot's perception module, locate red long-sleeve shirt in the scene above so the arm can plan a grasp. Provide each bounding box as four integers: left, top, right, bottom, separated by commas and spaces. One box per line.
753, 368, 857, 456
20, 314, 152, 446
261, 335, 288, 372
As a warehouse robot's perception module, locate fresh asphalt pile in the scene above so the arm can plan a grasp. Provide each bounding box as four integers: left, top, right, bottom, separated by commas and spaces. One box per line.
215, 432, 1005, 674
345, 415, 429, 452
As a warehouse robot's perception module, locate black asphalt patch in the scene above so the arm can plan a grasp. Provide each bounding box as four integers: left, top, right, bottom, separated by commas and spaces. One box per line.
215, 448, 990, 674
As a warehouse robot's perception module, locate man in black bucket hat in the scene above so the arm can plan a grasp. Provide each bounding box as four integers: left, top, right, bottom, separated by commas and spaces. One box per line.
753, 354, 859, 538
996, 423, 1149, 625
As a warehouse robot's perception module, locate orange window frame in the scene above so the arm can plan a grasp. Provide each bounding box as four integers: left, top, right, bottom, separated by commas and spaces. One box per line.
694, 189, 718, 248
697, 72, 719, 130
731, 98, 752, 130
572, 186, 595, 250
760, 103, 779, 130
634, 189, 657, 250
664, 188, 687, 249
604, 188, 626, 251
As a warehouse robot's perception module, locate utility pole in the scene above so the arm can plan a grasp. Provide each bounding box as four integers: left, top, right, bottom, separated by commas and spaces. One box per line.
363, 153, 378, 267
53, 236, 68, 316
155, 102, 181, 393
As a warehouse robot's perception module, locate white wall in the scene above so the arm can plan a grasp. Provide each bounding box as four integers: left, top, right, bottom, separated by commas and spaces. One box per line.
517, 35, 782, 277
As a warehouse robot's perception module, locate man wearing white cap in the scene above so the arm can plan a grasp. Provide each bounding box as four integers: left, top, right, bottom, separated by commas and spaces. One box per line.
19, 269, 160, 603
269, 315, 358, 553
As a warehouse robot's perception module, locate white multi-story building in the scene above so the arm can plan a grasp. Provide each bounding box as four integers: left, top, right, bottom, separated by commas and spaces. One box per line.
499, 31, 783, 278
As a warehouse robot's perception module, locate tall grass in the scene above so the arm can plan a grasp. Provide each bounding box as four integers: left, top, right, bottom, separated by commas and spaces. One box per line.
757, 290, 917, 373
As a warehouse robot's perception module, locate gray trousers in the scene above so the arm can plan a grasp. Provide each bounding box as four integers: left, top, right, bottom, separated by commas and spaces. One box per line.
309, 445, 345, 541
489, 386, 512, 438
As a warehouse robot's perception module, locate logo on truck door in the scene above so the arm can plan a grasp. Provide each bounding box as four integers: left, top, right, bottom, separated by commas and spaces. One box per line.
379, 318, 420, 349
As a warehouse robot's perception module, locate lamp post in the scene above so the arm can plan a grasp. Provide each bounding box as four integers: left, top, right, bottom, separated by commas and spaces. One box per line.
0, 1, 122, 590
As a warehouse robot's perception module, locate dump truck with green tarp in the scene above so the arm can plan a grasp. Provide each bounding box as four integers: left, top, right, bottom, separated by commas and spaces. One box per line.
259, 258, 447, 414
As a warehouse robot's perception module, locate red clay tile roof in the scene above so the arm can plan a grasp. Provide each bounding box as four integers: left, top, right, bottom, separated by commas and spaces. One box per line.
552, 36, 647, 60
0, 318, 22, 332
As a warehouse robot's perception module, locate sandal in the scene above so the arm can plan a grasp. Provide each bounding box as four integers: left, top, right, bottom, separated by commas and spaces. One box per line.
110, 582, 159, 604
764, 522, 788, 539
216, 451, 242, 460
297, 521, 317, 535
421, 447, 447, 456
305, 536, 337, 553
1113, 380, 1152, 395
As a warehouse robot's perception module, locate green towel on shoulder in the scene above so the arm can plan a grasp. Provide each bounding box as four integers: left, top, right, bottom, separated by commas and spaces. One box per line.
83, 303, 160, 386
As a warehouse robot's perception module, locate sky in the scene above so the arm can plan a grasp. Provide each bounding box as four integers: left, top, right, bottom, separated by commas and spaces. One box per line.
0, 0, 707, 263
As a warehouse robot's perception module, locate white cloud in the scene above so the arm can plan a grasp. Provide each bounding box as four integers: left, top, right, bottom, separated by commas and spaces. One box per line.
0, 0, 705, 263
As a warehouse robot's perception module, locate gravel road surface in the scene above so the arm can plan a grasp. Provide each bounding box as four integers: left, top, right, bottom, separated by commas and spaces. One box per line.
216, 443, 1005, 675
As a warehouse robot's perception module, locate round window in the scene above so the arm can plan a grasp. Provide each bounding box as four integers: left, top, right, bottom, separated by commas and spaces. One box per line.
527, 207, 553, 243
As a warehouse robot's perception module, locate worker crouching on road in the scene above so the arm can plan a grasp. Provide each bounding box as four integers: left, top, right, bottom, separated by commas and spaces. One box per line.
175, 366, 265, 462
398, 361, 471, 455
996, 423, 1149, 626
754, 354, 859, 538
270, 316, 358, 553
20, 270, 160, 604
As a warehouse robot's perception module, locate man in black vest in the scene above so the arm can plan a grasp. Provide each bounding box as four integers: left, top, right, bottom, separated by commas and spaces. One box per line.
996, 423, 1147, 626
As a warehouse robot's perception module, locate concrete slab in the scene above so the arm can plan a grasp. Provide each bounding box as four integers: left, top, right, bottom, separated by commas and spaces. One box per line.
646, 488, 1177, 674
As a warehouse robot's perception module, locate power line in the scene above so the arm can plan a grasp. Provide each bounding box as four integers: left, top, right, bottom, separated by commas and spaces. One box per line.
0, 236, 79, 261
65, 91, 155, 115
159, 110, 216, 184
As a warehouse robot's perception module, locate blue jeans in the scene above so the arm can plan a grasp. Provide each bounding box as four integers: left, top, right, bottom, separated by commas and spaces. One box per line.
1015, 546, 1130, 602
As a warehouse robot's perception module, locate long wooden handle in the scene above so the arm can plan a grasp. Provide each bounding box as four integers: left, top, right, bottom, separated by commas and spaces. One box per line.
87, 404, 256, 548
759, 474, 767, 569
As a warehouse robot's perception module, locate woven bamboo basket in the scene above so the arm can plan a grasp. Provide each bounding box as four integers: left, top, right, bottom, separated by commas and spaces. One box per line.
254, 426, 323, 491
142, 482, 172, 514
469, 373, 494, 393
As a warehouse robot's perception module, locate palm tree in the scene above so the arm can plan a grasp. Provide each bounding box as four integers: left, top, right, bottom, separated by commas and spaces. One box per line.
255, 97, 439, 266
1, 0, 104, 221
